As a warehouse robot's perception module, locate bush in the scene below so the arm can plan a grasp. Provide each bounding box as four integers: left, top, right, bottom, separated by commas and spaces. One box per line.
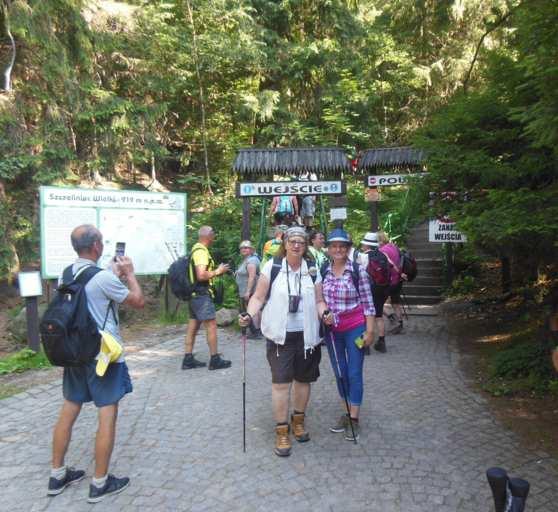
485, 339, 557, 396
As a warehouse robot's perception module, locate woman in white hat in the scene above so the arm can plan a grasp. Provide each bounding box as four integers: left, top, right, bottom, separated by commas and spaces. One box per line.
239, 226, 328, 458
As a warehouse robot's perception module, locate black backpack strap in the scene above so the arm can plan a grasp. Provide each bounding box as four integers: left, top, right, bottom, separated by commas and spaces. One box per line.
75, 266, 118, 327
265, 256, 283, 301
303, 257, 317, 284
351, 260, 360, 295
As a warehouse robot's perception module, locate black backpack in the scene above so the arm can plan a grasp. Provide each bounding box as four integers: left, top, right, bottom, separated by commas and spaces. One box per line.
167, 247, 205, 301
400, 250, 418, 282
40, 266, 113, 367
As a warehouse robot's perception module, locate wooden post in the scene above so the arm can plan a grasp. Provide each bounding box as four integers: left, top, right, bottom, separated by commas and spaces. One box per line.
242, 197, 251, 240
25, 297, 40, 352
369, 202, 379, 231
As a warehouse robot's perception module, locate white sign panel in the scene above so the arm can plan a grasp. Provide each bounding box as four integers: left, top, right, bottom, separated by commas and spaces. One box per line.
237, 180, 345, 197
40, 187, 187, 278
18, 271, 43, 297
366, 173, 426, 187
330, 207, 347, 221
429, 219, 467, 243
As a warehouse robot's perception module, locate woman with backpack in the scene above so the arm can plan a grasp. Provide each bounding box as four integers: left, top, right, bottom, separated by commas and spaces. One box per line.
377, 231, 405, 334
321, 228, 375, 442
238, 226, 328, 457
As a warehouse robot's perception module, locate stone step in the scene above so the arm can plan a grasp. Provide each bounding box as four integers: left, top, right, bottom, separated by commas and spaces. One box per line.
408, 248, 442, 258
416, 268, 445, 279
416, 259, 443, 270
404, 284, 442, 296
402, 294, 442, 305
411, 275, 444, 286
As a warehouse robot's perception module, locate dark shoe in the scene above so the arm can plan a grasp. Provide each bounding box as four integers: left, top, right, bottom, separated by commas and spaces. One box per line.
329, 414, 349, 433
390, 323, 403, 335
291, 413, 310, 442
344, 420, 360, 441
47, 467, 85, 496
363, 346, 371, 356
374, 338, 387, 353
274, 424, 291, 457
182, 354, 206, 369
208, 353, 231, 370
88, 474, 130, 503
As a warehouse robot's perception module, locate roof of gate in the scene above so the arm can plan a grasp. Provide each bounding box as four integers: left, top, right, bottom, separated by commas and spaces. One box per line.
357, 147, 425, 170
233, 147, 350, 177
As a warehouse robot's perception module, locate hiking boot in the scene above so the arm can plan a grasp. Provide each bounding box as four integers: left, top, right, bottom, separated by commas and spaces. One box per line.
208, 353, 231, 370
291, 412, 310, 443
344, 420, 360, 442
363, 345, 371, 356
87, 474, 130, 503
274, 424, 291, 457
373, 337, 387, 353
390, 322, 403, 335
181, 353, 206, 369
329, 414, 349, 433
47, 467, 85, 496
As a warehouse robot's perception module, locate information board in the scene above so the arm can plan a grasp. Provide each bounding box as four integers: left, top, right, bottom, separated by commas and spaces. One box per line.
40, 186, 187, 278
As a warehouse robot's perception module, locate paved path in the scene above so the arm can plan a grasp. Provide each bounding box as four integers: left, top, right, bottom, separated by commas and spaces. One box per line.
1, 317, 557, 511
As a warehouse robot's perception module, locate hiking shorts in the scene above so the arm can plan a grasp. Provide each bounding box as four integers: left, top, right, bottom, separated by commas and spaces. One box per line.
371, 285, 389, 317
63, 361, 132, 408
388, 281, 403, 304
189, 294, 216, 321
266, 331, 321, 384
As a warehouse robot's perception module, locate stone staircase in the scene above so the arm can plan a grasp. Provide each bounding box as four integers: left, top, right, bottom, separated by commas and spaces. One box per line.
402, 221, 444, 309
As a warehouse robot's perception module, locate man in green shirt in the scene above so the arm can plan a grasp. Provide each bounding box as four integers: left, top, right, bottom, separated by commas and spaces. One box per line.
182, 226, 231, 370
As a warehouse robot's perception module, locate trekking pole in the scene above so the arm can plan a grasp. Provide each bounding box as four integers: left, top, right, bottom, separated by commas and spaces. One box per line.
326, 326, 357, 445
240, 318, 248, 453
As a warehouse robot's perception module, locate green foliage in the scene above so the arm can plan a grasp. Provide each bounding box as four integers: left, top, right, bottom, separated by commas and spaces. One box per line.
485, 338, 557, 397
449, 275, 476, 297
0, 348, 52, 375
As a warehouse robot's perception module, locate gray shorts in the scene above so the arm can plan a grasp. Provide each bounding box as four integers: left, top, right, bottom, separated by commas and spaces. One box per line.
189, 294, 216, 321
266, 331, 321, 384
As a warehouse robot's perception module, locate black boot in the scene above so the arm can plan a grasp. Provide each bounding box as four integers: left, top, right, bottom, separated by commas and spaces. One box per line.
373, 336, 387, 353
208, 353, 232, 370
181, 353, 206, 369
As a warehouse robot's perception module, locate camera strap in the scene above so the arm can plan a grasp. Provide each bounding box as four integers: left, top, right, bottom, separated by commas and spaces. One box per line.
286, 262, 302, 297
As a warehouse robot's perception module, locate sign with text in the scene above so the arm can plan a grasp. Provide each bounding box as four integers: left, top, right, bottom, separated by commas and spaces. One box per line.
330, 207, 347, 221
236, 180, 345, 197
366, 173, 426, 187
365, 187, 381, 202
428, 219, 467, 243
40, 186, 187, 278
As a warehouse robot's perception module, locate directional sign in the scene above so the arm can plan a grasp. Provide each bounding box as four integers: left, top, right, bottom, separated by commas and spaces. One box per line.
366, 173, 426, 187
236, 180, 345, 197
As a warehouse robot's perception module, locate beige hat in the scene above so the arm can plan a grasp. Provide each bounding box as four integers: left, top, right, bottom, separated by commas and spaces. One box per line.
239, 240, 253, 249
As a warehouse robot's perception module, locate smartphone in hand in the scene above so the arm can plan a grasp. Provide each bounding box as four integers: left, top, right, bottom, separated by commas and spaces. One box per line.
114, 242, 126, 261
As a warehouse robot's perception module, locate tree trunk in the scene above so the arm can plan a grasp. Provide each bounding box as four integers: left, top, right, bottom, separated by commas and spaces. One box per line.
1, 3, 16, 92
501, 255, 511, 293
185, 0, 212, 195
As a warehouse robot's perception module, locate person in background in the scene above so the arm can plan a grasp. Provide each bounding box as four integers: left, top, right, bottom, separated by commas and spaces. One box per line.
239, 226, 328, 457
260, 225, 287, 269
182, 226, 231, 370
359, 232, 390, 353
300, 195, 316, 228
270, 195, 299, 225
308, 230, 328, 269
235, 240, 262, 339
321, 228, 375, 442
378, 231, 405, 334
48, 225, 144, 503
